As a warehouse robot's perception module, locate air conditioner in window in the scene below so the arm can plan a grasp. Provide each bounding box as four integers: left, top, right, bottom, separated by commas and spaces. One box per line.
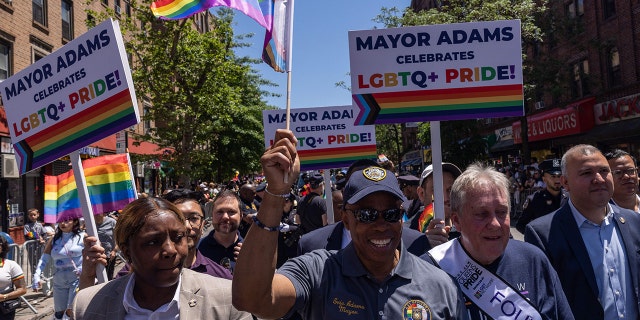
2, 0, 12, 5
136, 162, 144, 178
534, 101, 546, 110
0, 154, 19, 178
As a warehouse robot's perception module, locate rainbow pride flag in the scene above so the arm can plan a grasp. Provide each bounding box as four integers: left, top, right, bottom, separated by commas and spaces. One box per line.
151, 0, 273, 29
417, 202, 434, 233
44, 154, 137, 223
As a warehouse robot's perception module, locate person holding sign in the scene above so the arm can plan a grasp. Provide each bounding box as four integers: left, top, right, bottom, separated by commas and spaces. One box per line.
233, 129, 465, 320
73, 197, 250, 319
427, 163, 573, 320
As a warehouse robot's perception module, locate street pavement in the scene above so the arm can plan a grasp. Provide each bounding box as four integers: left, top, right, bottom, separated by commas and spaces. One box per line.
14, 227, 525, 319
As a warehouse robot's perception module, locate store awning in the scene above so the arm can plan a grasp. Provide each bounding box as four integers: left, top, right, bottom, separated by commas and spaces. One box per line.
490, 139, 515, 153
552, 118, 640, 146
92, 134, 171, 155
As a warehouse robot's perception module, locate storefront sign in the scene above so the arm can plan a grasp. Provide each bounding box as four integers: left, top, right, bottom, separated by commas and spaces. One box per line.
495, 126, 512, 141
594, 93, 640, 124
513, 98, 595, 143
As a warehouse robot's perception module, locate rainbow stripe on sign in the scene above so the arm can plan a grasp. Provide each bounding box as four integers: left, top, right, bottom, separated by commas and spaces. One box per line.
298, 144, 377, 171
44, 154, 136, 223
14, 88, 138, 173
353, 84, 523, 125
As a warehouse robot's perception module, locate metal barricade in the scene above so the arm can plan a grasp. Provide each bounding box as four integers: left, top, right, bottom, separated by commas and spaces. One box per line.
9, 241, 38, 314
7, 244, 20, 265
23, 240, 53, 297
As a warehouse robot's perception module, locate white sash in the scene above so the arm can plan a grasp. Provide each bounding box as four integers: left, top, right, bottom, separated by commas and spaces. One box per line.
429, 239, 542, 320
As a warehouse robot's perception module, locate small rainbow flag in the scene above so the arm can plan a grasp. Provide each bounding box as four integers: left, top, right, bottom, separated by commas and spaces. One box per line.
151, 0, 273, 29
44, 154, 137, 223
417, 202, 434, 233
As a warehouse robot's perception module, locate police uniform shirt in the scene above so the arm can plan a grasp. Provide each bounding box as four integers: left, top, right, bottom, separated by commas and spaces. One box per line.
516, 189, 562, 233
277, 241, 466, 320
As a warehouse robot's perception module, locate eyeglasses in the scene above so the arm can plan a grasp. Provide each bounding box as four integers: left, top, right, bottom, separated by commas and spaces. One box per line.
346, 208, 404, 224
186, 215, 204, 226
612, 168, 638, 178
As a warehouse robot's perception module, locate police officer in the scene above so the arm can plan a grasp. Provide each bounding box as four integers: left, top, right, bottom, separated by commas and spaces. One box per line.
397, 174, 422, 221
515, 158, 564, 233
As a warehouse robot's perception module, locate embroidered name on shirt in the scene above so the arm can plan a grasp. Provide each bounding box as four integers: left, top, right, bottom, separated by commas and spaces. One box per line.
333, 298, 365, 316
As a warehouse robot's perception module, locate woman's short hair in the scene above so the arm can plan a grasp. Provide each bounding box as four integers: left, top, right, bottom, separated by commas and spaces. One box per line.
0, 236, 9, 259
115, 197, 185, 262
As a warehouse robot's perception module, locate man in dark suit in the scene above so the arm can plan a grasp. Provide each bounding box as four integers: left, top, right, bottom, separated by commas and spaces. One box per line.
525, 144, 640, 319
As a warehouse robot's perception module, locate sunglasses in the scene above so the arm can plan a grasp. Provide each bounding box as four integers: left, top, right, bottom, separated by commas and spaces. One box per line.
346, 208, 404, 223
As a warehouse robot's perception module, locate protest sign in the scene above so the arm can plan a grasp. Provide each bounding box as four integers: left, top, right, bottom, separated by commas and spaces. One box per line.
0, 19, 140, 174
263, 105, 376, 171
349, 19, 524, 125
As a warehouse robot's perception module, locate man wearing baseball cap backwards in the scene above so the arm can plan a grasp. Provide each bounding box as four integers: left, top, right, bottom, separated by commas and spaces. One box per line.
233, 129, 466, 320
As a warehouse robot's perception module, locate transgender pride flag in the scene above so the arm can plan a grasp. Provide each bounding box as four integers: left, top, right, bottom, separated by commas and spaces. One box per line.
151, 0, 273, 29
151, 0, 293, 73
44, 154, 137, 223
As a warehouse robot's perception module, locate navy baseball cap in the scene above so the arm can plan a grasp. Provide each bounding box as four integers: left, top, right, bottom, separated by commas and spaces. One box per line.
539, 159, 562, 175
343, 166, 407, 205
309, 174, 324, 184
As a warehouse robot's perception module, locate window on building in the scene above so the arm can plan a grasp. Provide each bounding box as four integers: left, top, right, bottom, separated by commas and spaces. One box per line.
31, 36, 52, 63
603, 0, 616, 19
567, 0, 584, 18
143, 104, 151, 133
114, 0, 121, 15
571, 59, 590, 98
101, 0, 108, 6
0, 39, 11, 82
32, 47, 47, 62
61, 0, 73, 40
125, 0, 131, 17
33, 0, 47, 26
609, 47, 621, 87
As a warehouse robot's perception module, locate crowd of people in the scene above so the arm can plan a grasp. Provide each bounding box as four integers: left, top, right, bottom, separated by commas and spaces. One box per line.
10, 129, 640, 319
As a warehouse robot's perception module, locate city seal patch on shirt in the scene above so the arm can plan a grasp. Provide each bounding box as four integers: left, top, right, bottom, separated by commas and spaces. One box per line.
363, 167, 386, 181
402, 299, 431, 320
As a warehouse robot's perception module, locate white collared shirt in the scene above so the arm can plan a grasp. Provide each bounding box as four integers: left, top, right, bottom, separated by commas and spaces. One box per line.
122, 273, 181, 320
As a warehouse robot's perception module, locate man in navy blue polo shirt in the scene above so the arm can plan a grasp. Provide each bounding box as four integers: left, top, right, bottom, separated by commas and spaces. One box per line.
233, 129, 465, 320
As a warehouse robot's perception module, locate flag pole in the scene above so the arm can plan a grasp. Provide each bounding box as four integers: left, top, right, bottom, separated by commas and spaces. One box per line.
70, 150, 108, 283
284, 0, 295, 184
430, 121, 445, 221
